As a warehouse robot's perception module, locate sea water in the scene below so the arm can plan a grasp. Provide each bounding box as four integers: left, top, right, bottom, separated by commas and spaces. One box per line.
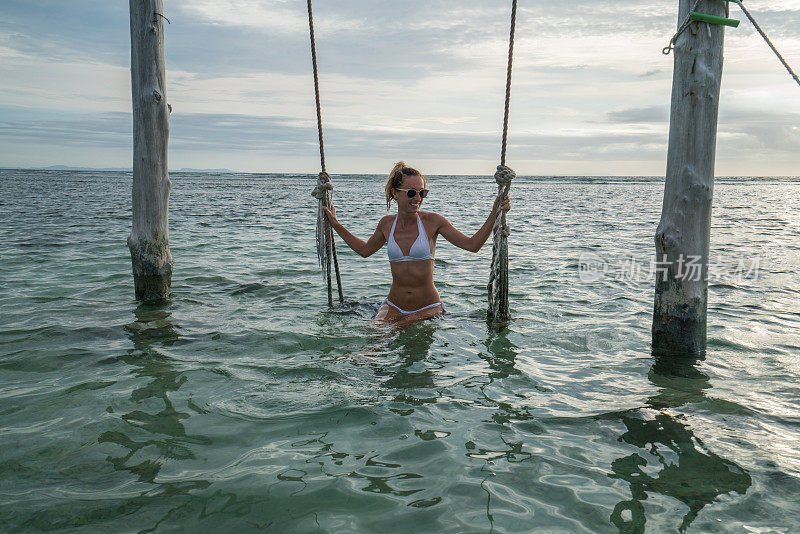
1, 169, 799, 533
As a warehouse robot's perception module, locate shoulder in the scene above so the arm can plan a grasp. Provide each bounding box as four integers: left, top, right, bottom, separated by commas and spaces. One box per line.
419, 211, 447, 224
377, 213, 395, 230
419, 211, 448, 231
419, 211, 441, 221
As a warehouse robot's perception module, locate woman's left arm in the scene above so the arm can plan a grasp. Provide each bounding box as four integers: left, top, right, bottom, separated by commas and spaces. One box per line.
436, 195, 510, 253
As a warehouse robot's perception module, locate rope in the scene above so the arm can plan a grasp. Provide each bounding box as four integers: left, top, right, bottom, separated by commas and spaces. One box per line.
306, 0, 326, 172
488, 166, 515, 324
729, 0, 800, 89
663, 0, 703, 55
489, 0, 518, 325
500, 0, 517, 167
307, 0, 343, 305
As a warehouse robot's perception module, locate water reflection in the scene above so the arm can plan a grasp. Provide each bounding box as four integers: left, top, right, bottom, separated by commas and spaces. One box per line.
293, 323, 439, 502
609, 355, 751, 533
472, 329, 526, 532
289, 426, 430, 502
481, 330, 521, 381
98, 304, 211, 525
646, 355, 712, 410
375, 322, 438, 391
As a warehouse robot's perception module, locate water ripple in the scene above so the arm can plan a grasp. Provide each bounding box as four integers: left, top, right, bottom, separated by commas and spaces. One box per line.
1, 171, 799, 532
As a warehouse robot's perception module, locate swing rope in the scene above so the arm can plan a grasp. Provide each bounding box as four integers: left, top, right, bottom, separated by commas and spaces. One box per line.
729, 0, 800, 89
488, 0, 518, 325
500, 0, 517, 168
306, 0, 519, 315
307, 0, 343, 306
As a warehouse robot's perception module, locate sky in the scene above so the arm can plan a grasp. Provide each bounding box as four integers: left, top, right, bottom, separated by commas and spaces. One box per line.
0, 0, 798, 175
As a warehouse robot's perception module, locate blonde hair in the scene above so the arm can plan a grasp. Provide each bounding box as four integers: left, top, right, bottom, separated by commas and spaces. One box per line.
384, 161, 426, 210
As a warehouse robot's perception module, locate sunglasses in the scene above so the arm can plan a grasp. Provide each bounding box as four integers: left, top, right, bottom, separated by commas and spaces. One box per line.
396, 188, 429, 199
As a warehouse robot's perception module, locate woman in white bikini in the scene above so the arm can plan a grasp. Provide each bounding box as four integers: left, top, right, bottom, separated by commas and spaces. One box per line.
323, 161, 510, 324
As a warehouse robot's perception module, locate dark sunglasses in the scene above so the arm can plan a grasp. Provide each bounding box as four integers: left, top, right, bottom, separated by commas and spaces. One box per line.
396, 188, 429, 199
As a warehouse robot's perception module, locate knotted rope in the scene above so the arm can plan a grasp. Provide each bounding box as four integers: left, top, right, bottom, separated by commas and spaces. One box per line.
488, 165, 515, 323
488, 0, 518, 325
307, 0, 342, 306
311, 171, 342, 306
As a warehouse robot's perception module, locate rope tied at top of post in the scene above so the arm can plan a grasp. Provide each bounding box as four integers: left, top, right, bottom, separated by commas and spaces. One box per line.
663, 0, 800, 90
663, 0, 704, 55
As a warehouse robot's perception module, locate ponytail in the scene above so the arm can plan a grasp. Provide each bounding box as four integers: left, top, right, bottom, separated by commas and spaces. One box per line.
384, 161, 425, 210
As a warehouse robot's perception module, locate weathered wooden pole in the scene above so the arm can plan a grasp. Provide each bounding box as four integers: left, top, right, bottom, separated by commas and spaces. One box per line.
653, 0, 727, 356
128, 0, 173, 301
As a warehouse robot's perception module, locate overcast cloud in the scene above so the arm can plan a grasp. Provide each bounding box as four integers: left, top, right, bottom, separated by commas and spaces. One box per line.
0, 0, 798, 175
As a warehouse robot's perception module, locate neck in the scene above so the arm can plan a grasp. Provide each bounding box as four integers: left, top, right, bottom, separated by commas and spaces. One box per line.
396, 208, 417, 225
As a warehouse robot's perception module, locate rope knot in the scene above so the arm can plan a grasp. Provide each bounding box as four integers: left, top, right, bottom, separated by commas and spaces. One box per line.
311, 172, 333, 199
494, 165, 515, 186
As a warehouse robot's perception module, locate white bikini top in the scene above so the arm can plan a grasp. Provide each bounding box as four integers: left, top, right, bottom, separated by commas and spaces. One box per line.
387, 214, 434, 262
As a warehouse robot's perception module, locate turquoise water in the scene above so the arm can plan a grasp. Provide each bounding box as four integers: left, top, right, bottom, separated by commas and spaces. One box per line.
1, 169, 799, 533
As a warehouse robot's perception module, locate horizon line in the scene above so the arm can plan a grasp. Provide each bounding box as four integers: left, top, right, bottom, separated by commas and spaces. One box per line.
2, 167, 799, 180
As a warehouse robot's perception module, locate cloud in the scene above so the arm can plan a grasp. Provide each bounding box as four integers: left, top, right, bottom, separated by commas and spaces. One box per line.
718, 108, 800, 152
607, 106, 669, 124
174, 0, 366, 34
640, 69, 662, 78
0, 109, 667, 162
0, 0, 798, 174
0, 112, 131, 148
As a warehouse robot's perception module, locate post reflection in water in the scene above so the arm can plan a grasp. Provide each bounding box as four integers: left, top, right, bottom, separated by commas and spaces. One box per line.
482, 330, 521, 381
98, 304, 213, 529
471, 329, 528, 532
609, 354, 752, 534
478, 330, 535, 428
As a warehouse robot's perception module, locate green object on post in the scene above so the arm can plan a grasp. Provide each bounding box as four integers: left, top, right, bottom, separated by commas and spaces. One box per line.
689, 11, 740, 28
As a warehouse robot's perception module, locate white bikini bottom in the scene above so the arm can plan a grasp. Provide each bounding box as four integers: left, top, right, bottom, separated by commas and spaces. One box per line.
383, 298, 444, 316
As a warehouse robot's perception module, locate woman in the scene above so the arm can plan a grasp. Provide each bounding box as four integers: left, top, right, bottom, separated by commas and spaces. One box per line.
323, 162, 511, 325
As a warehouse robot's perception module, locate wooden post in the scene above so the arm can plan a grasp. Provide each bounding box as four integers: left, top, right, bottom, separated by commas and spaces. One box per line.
128, 0, 173, 301
653, 0, 726, 356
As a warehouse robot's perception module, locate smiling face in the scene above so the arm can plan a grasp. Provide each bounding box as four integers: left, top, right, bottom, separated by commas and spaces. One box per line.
393, 174, 426, 214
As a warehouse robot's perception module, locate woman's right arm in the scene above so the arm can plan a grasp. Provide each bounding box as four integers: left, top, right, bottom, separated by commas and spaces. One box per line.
322, 206, 387, 258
